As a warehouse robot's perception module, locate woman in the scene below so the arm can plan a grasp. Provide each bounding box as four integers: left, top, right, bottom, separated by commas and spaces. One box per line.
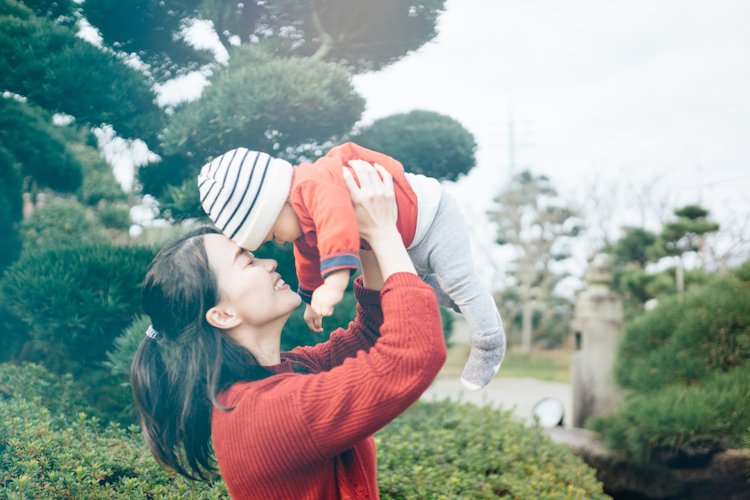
131, 162, 447, 499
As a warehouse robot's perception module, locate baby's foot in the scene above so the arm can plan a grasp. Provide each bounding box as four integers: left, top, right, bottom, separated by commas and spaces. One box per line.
460, 328, 506, 391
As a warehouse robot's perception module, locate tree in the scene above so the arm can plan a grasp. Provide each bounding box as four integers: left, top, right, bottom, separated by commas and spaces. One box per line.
350, 110, 477, 181
0, 96, 82, 192
655, 205, 719, 293
0, 0, 164, 146
81, 0, 447, 78
489, 170, 581, 353
158, 45, 366, 181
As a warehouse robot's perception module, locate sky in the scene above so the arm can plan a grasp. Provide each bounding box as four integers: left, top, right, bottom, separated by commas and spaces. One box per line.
87, 0, 750, 291
350, 0, 750, 288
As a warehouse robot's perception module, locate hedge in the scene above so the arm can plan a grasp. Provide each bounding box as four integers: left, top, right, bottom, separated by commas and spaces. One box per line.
0, 242, 156, 376
0, 363, 609, 499
590, 261, 750, 462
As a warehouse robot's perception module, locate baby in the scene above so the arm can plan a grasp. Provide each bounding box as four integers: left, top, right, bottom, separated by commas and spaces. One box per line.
198, 142, 505, 390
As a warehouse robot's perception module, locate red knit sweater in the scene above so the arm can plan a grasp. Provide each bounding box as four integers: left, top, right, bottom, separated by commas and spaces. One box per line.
211, 273, 447, 499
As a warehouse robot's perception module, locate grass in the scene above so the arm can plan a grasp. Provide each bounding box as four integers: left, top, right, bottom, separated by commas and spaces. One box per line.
440, 344, 572, 383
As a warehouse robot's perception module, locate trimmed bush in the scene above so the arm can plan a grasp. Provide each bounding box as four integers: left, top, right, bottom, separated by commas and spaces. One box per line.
350, 110, 477, 182
0, 146, 22, 271
377, 400, 608, 499
0, 363, 608, 499
0, 364, 229, 499
19, 197, 109, 248
0, 242, 156, 375
613, 267, 750, 394
590, 261, 750, 462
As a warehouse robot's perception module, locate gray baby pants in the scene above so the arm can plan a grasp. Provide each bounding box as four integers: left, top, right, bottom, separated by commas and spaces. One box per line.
407, 189, 506, 389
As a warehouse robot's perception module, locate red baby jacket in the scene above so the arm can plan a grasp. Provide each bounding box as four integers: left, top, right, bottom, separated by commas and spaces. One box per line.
291, 142, 419, 302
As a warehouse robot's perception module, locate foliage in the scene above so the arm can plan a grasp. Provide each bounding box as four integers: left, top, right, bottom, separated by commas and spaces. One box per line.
0, 365, 230, 499
489, 170, 581, 352
266, 0, 447, 72
350, 110, 477, 181
589, 368, 750, 463
0, 363, 607, 499
0, 0, 163, 145
0, 243, 157, 376
161, 45, 365, 167
605, 227, 657, 268
69, 142, 127, 207
96, 203, 131, 231
0, 146, 22, 271
81, 0, 446, 77
376, 400, 608, 499
657, 204, 720, 259
105, 315, 153, 380
0, 96, 82, 192
613, 268, 750, 393
18, 197, 110, 249
0, 363, 97, 418
590, 262, 750, 462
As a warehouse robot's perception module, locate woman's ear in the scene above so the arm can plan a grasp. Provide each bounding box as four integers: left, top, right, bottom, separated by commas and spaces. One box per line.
206, 303, 241, 330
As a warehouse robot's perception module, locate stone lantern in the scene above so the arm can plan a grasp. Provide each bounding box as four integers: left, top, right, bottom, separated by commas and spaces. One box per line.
571, 255, 624, 428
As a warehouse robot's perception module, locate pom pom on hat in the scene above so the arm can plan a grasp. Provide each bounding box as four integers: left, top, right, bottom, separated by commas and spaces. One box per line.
198, 148, 293, 251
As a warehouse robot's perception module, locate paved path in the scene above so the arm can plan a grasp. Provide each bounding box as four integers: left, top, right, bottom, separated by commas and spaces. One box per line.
421, 375, 573, 427
422, 315, 573, 426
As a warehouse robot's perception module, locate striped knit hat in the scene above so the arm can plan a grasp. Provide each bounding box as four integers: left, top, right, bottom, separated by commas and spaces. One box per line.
198, 148, 293, 251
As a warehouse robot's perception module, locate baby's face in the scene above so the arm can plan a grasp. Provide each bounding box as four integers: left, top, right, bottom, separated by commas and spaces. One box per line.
263, 202, 303, 245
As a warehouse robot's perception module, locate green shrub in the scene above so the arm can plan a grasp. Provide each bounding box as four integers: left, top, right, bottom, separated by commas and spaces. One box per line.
350, 110, 477, 182
0, 146, 22, 271
377, 400, 607, 499
589, 368, 750, 462
0, 363, 607, 499
591, 261, 750, 462
0, 365, 229, 499
19, 197, 109, 248
614, 269, 750, 393
96, 203, 130, 230
0, 242, 156, 376
69, 142, 127, 207
0, 96, 82, 192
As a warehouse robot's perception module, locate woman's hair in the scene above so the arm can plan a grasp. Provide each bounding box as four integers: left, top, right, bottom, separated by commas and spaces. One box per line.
131, 227, 273, 480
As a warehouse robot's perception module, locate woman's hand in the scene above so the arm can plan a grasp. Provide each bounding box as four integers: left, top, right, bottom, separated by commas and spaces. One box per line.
344, 161, 416, 283
343, 160, 398, 242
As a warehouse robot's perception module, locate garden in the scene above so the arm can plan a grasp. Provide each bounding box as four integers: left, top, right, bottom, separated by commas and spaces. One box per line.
2, 0, 749, 498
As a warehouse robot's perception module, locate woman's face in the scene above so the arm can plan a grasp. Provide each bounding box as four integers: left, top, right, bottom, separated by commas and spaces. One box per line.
203, 233, 301, 328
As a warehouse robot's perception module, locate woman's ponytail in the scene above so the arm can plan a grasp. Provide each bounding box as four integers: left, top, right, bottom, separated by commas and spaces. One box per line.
130, 333, 174, 472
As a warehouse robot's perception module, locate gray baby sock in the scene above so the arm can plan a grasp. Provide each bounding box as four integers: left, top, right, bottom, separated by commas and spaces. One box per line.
460, 311, 506, 391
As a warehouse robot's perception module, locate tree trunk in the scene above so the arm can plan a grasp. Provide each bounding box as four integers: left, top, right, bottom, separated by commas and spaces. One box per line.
309, 9, 335, 61
676, 258, 684, 293
521, 296, 534, 354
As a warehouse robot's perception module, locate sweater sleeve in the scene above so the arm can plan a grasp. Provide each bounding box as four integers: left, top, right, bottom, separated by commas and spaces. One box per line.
284, 276, 383, 372
215, 273, 446, 469
293, 179, 361, 282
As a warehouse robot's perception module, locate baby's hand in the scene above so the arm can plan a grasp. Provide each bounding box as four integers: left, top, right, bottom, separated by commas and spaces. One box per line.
311, 283, 344, 318
304, 303, 324, 333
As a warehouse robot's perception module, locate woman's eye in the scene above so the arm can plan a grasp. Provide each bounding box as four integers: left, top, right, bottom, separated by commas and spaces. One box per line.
245, 251, 254, 267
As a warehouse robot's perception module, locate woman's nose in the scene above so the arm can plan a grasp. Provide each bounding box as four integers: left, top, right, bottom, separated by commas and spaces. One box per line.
261, 258, 277, 272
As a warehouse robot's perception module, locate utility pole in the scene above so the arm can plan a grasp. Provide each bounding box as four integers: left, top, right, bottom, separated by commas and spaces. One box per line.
508, 100, 516, 175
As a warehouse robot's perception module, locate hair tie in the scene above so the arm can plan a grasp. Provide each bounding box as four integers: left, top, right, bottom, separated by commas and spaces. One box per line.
145, 325, 159, 340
